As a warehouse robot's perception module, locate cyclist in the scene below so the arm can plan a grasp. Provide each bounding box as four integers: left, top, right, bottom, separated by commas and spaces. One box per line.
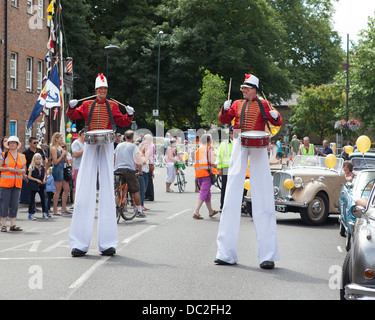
114, 130, 145, 218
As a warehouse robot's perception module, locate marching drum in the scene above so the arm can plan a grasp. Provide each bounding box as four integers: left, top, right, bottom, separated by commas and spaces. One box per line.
240, 131, 270, 148
84, 129, 115, 145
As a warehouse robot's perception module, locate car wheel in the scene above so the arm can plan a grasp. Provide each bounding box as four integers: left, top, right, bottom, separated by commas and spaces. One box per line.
300, 192, 329, 226
340, 251, 351, 300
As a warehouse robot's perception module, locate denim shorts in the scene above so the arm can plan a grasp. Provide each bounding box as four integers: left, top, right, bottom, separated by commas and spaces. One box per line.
52, 162, 64, 182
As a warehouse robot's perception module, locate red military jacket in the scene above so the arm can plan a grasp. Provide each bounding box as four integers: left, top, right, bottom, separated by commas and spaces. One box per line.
67, 98, 133, 131
219, 97, 283, 132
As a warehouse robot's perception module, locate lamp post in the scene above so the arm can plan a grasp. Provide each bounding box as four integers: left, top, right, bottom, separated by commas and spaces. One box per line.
105, 44, 119, 79
345, 33, 349, 143
156, 31, 164, 120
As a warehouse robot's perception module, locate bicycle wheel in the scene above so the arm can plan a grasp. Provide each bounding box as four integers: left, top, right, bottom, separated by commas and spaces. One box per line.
175, 171, 182, 193
115, 188, 123, 223
120, 187, 137, 220
180, 171, 186, 192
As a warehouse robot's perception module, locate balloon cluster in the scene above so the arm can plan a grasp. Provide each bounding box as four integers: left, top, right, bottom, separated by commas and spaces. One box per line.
66, 122, 76, 142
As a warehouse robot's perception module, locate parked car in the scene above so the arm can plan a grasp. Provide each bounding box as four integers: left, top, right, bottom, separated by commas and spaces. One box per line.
349, 152, 375, 172
341, 185, 375, 300
273, 155, 346, 225
339, 169, 375, 251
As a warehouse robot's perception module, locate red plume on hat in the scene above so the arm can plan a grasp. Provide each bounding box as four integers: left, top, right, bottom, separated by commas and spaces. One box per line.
95, 73, 108, 89
98, 73, 105, 82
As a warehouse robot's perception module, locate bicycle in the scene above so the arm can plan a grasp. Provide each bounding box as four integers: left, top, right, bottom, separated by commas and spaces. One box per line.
114, 171, 137, 222
174, 162, 187, 193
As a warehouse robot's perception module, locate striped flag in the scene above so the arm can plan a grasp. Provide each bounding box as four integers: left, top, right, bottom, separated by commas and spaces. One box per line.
27, 64, 60, 129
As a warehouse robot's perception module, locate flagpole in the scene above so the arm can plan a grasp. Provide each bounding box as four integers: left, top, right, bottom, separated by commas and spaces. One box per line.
58, 0, 65, 139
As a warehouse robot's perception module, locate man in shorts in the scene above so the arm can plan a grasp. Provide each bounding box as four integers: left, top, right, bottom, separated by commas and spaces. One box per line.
114, 130, 145, 217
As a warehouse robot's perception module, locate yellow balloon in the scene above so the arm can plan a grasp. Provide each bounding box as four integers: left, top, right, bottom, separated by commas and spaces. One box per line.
182, 152, 188, 161
345, 145, 354, 154
284, 179, 294, 190
244, 179, 250, 190
67, 133, 72, 139
325, 154, 337, 168
356, 135, 371, 154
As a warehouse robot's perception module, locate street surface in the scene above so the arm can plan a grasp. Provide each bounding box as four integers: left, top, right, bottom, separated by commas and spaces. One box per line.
0, 165, 345, 300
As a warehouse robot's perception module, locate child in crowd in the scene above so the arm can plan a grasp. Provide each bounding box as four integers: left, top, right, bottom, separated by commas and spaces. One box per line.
45, 167, 55, 215
28, 153, 48, 220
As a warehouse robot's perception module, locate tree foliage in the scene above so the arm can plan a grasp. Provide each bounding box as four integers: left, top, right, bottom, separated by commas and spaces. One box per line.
198, 70, 227, 127
289, 84, 343, 140
61, 0, 343, 132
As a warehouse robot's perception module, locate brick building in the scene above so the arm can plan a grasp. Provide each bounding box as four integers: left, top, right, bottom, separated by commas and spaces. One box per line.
0, 0, 53, 149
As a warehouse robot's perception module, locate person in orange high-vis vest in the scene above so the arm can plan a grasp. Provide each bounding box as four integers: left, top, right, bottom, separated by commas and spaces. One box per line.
193, 134, 219, 219
0, 136, 26, 232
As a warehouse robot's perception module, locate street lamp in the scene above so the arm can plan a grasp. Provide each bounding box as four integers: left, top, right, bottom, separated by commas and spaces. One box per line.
156, 31, 164, 120
105, 44, 119, 79
345, 33, 349, 143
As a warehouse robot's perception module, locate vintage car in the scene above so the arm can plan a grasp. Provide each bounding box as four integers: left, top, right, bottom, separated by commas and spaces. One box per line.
341, 185, 375, 300
339, 169, 375, 251
349, 152, 375, 171
273, 155, 346, 226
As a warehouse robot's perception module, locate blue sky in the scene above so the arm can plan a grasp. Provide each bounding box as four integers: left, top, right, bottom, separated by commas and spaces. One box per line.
333, 0, 375, 47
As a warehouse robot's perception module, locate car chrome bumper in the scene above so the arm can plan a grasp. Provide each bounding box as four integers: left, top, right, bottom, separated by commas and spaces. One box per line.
275, 199, 308, 208
345, 284, 375, 300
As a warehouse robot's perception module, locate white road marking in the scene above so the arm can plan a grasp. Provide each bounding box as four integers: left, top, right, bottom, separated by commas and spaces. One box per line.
67, 208, 190, 296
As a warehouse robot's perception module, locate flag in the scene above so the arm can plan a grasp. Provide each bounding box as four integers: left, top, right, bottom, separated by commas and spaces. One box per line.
47, 0, 55, 20
47, 35, 54, 53
27, 64, 61, 129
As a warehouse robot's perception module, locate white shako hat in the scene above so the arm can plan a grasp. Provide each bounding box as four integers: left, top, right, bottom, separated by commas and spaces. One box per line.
240, 73, 259, 89
95, 73, 108, 89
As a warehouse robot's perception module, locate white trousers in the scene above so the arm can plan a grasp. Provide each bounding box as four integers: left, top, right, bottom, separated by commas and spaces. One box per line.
69, 142, 118, 252
216, 137, 280, 264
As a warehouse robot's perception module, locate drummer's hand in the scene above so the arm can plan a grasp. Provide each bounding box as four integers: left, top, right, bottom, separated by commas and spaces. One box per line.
269, 110, 278, 120
125, 105, 134, 116
69, 99, 78, 108
223, 100, 232, 111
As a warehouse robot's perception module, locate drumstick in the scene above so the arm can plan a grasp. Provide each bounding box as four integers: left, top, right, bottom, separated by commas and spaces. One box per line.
76, 94, 97, 102
227, 78, 232, 100
262, 90, 276, 110
109, 98, 129, 108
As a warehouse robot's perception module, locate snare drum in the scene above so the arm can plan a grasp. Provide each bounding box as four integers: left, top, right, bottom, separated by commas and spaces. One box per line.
84, 129, 115, 145
240, 131, 270, 148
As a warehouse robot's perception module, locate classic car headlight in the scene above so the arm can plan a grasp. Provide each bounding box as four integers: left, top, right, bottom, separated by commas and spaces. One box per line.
294, 177, 303, 188
365, 269, 374, 280
274, 186, 279, 197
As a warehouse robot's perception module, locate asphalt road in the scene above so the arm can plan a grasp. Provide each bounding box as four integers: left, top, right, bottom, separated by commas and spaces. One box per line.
0, 165, 346, 301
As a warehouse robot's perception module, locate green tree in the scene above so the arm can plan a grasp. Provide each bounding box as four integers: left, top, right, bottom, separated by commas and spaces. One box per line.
289, 84, 344, 141
198, 70, 227, 127
270, 0, 343, 89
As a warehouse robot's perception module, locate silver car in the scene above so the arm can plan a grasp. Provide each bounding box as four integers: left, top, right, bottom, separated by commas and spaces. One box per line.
341, 185, 375, 300
273, 155, 346, 226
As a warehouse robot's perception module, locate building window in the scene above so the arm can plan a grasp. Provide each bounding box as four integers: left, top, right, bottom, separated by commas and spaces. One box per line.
10, 120, 17, 137
38, 0, 43, 19
10, 53, 17, 90
26, 57, 33, 92
11, 0, 18, 7
27, 0, 33, 14
25, 124, 32, 149
37, 60, 43, 92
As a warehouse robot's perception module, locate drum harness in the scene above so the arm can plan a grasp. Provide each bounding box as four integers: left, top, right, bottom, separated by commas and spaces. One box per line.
238, 98, 271, 137
84, 99, 117, 134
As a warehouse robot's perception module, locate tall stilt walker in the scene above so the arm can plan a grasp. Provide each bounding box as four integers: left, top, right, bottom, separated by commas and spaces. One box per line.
67, 74, 134, 257
215, 74, 283, 269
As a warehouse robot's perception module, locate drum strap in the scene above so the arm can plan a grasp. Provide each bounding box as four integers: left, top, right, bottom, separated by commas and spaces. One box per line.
84, 99, 117, 133
239, 98, 271, 133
